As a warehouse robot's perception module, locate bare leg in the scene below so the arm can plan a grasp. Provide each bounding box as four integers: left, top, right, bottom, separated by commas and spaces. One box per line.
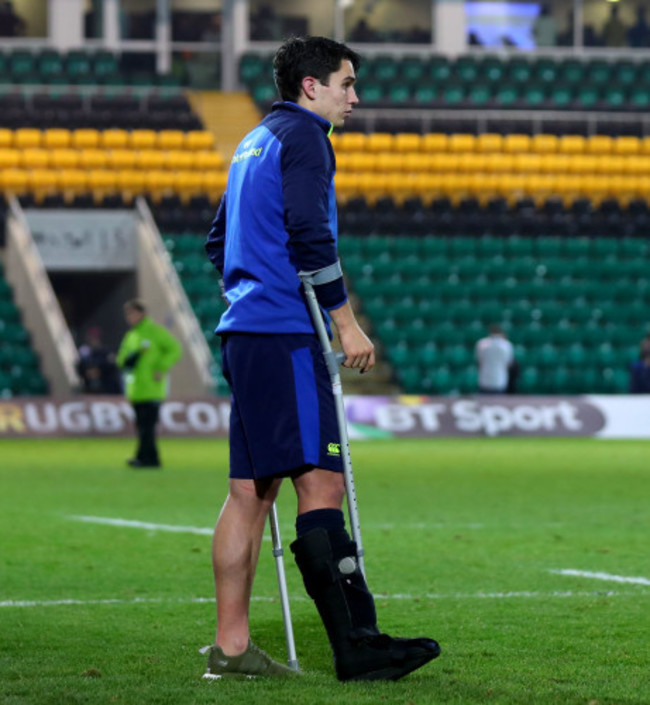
292, 467, 345, 515
212, 476, 282, 656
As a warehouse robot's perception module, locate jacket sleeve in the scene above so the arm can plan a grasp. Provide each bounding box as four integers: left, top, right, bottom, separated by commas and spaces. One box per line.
281, 130, 347, 311
205, 194, 226, 275
115, 333, 133, 369
155, 327, 182, 372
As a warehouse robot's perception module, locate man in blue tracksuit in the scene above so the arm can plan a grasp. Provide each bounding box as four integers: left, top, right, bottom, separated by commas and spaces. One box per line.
203, 36, 440, 681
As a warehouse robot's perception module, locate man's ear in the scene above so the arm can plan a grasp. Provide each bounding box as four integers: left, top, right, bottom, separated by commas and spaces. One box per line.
301, 75, 318, 100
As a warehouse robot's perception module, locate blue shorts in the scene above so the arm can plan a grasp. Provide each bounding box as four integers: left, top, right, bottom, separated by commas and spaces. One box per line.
220, 333, 343, 480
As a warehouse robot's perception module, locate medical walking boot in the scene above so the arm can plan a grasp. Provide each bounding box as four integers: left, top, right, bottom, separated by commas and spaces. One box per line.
291, 527, 441, 681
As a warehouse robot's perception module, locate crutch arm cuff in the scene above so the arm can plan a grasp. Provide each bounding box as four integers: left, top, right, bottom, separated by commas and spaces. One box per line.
299, 261, 348, 310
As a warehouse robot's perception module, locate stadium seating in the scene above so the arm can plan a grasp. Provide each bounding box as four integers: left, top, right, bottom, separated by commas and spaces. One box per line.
0, 263, 48, 396
0, 127, 225, 205
330, 132, 650, 208
240, 52, 650, 116
162, 231, 229, 394
339, 234, 643, 395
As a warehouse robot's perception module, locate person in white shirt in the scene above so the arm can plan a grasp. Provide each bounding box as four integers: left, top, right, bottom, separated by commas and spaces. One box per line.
475, 324, 514, 394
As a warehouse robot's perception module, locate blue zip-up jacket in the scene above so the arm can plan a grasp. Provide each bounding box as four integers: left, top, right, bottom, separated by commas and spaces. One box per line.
205, 101, 348, 335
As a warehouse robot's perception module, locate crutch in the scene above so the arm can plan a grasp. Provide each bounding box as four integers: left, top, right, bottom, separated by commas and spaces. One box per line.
299, 268, 366, 577
268, 502, 300, 671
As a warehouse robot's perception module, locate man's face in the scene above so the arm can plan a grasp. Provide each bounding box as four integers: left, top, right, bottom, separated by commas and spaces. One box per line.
124, 307, 143, 328
310, 60, 359, 127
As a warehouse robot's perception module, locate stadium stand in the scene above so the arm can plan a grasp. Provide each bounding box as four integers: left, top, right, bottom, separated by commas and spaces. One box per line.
339, 234, 643, 395
0, 257, 49, 397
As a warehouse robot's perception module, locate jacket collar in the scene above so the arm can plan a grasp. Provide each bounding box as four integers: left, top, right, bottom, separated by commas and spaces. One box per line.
270, 101, 332, 135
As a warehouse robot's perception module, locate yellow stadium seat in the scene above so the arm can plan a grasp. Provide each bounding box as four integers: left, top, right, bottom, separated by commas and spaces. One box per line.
582, 174, 610, 205
586, 135, 613, 155
366, 133, 394, 153
202, 171, 229, 198
595, 155, 625, 175
0, 128, 12, 148
59, 169, 88, 199
422, 133, 448, 153
566, 154, 597, 174
29, 169, 58, 200
394, 133, 422, 153
347, 152, 376, 172
145, 170, 174, 198
639, 137, 650, 155
448, 134, 476, 153
457, 152, 486, 173
117, 170, 146, 201
43, 128, 71, 150
88, 169, 117, 195
129, 129, 157, 150
513, 153, 542, 173
135, 150, 165, 170
15, 128, 42, 149
336, 133, 366, 152
333, 172, 359, 200
157, 130, 185, 150
50, 149, 80, 169
525, 174, 556, 205
555, 174, 583, 205
476, 133, 503, 153
185, 130, 216, 151
108, 149, 137, 170
558, 135, 586, 154
174, 171, 204, 202
375, 152, 404, 173
71, 128, 100, 149
21, 149, 50, 169
530, 134, 558, 154
484, 153, 514, 173
79, 149, 108, 169
539, 154, 570, 174
503, 134, 531, 154
393, 152, 422, 173
613, 136, 641, 156
470, 172, 499, 204
0, 149, 19, 169
195, 151, 224, 171
101, 129, 129, 149
624, 155, 650, 175
2, 169, 28, 195
163, 150, 194, 171
430, 152, 459, 172
609, 174, 638, 204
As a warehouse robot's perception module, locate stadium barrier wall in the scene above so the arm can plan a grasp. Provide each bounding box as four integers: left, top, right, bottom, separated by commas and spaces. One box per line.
1, 395, 649, 439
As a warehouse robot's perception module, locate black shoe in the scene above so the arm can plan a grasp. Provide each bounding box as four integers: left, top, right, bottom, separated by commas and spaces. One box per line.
127, 458, 161, 469
337, 633, 441, 682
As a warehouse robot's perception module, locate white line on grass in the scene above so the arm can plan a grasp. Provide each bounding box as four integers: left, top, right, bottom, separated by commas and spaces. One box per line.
67, 515, 561, 535
2, 590, 645, 609
68, 515, 214, 536
551, 569, 650, 586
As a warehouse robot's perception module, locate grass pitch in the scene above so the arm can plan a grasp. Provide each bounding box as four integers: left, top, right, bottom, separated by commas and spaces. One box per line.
1, 436, 649, 705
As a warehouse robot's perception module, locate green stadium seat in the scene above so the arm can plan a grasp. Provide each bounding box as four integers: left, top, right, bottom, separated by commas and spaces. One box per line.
558, 59, 585, 84
37, 50, 64, 79
239, 53, 267, 83
371, 55, 398, 82
399, 57, 426, 82
427, 56, 451, 82
586, 60, 612, 85
453, 56, 479, 82
506, 58, 532, 83
65, 50, 92, 79
9, 49, 35, 75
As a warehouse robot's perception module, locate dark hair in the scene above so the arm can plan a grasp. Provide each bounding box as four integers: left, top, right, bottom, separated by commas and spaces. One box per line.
273, 36, 361, 102
124, 298, 146, 314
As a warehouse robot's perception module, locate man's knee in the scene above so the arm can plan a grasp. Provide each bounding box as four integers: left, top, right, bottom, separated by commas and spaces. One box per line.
293, 468, 345, 510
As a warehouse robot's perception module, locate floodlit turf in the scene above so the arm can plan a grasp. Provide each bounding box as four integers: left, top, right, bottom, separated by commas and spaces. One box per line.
1, 437, 649, 705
